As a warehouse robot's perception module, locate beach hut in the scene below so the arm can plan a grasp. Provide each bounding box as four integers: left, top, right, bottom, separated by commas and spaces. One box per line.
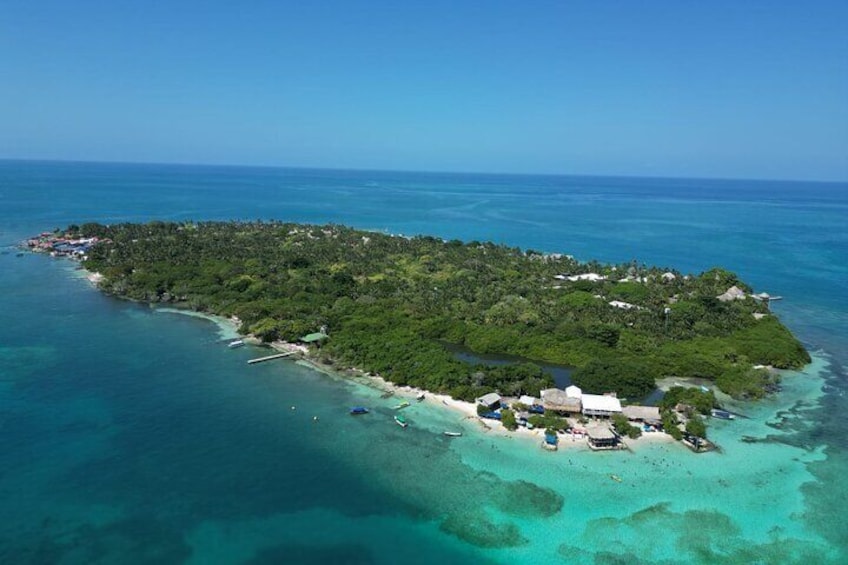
476, 392, 502, 410
622, 405, 661, 424
586, 425, 620, 450
540, 389, 582, 414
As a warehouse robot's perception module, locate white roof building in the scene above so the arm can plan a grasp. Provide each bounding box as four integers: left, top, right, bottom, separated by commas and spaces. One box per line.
519, 395, 540, 406
609, 300, 642, 310
566, 273, 606, 282
565, 385, 582, 399
581, 394, 622, 417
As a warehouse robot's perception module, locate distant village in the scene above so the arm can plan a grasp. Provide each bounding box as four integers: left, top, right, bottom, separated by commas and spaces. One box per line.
26, 231, 103, 258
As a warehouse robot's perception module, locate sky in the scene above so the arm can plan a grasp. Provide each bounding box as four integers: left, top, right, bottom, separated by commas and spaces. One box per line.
2, 1, 847, 181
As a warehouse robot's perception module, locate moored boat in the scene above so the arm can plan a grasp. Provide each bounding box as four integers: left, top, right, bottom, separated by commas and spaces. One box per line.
394, 414, 408, 428
350, 407, 369, 415
711, 409, 735, 420
227, 339, 245, 349
393, 401, 410, 410
443, 431, 462, 437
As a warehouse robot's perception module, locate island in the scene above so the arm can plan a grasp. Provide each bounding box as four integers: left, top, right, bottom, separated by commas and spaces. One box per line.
27, 221, 810, 447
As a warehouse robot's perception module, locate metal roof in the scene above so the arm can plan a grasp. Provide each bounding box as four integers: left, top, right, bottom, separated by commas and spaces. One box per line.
477, 392, 502, 406
581, 394, 622, 413
301, 332, 329, 343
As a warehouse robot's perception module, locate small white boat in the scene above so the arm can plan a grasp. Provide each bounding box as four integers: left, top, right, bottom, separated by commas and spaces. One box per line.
443, 431, 462, 437
227, 339, 245, 349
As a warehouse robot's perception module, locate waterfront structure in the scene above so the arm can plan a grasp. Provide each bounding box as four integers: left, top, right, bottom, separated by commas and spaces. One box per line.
581, 394, 622, 417
476, 392, 502, 410
586, 425, 621, 450
622, 405, 661, 424
540, 388, 582, 414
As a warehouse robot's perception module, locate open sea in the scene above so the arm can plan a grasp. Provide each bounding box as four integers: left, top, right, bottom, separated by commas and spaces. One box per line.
1, 160, 846, 564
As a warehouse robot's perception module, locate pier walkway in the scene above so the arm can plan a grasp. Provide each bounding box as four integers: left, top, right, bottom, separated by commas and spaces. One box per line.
247, 352, 295, 365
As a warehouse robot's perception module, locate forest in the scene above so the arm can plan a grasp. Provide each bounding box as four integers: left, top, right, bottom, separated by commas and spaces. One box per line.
68, 221, 809, 402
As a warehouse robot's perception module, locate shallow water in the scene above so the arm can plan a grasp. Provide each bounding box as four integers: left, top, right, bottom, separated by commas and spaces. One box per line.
1, 160, 846, 563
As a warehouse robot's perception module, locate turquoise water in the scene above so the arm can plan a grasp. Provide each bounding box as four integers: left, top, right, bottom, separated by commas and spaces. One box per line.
1, 160, 846, 563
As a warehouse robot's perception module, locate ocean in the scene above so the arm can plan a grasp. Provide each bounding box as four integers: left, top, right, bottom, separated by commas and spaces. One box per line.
1, 160, 846, 564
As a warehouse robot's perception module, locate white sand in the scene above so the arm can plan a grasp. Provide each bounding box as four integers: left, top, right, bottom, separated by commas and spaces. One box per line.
86, 271, 104, 285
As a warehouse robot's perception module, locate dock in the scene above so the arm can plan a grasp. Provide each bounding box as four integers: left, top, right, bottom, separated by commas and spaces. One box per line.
247, 352, 295, 364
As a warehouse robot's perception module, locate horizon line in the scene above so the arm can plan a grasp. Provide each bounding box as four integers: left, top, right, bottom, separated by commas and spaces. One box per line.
1, 156, 846, 185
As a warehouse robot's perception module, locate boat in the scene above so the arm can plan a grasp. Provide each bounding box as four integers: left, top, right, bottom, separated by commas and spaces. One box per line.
416, 392, 425, 401
711, 409, 735, 420
227, 339, 245, 349
349, 407, 369, 415
443, 431, 462, 437
393, 401, 410, 410
394, 414, 408, 428
610, 474, 622, 483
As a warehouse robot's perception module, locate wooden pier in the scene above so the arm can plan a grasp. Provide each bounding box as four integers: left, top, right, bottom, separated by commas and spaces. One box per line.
247, 352, 295, 365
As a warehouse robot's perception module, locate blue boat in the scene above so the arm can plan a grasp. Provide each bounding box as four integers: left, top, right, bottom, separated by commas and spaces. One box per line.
711, 409, 734, 420
350, 407, 369, 415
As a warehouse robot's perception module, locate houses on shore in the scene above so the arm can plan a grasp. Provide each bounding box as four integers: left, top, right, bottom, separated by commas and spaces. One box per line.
476, 384, 667, 452
26, 232, 103, 259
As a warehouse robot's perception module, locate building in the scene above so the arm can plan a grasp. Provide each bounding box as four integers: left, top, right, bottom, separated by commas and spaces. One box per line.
565, 273, 606, 282
300, 332, 329, 344
581, 394, 622, 417
518, 395, 540, 407
609, 300, 642, 310
540, 388, 582, 414
622, 405, 661, 425
476, 392, 502, 410
586, 425, 621, 450
717, 285, 747, 302
565, 385, 582, 399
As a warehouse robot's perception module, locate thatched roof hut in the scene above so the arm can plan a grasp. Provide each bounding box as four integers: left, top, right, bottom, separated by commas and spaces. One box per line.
540, 388, 582, 413
717, 285, 747, 302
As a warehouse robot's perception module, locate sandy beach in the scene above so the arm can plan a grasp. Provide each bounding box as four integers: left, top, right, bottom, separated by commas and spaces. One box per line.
128, 302, 682, 453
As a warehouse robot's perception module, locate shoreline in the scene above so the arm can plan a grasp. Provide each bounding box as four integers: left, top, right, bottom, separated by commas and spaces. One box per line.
80, 271, 721, 454
283, 348, 679, 451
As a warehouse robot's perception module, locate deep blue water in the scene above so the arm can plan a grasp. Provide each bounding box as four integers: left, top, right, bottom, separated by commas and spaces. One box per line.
1, 160, 846, 563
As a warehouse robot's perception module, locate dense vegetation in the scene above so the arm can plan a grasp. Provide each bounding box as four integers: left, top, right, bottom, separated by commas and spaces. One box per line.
72, 221, 809, 401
